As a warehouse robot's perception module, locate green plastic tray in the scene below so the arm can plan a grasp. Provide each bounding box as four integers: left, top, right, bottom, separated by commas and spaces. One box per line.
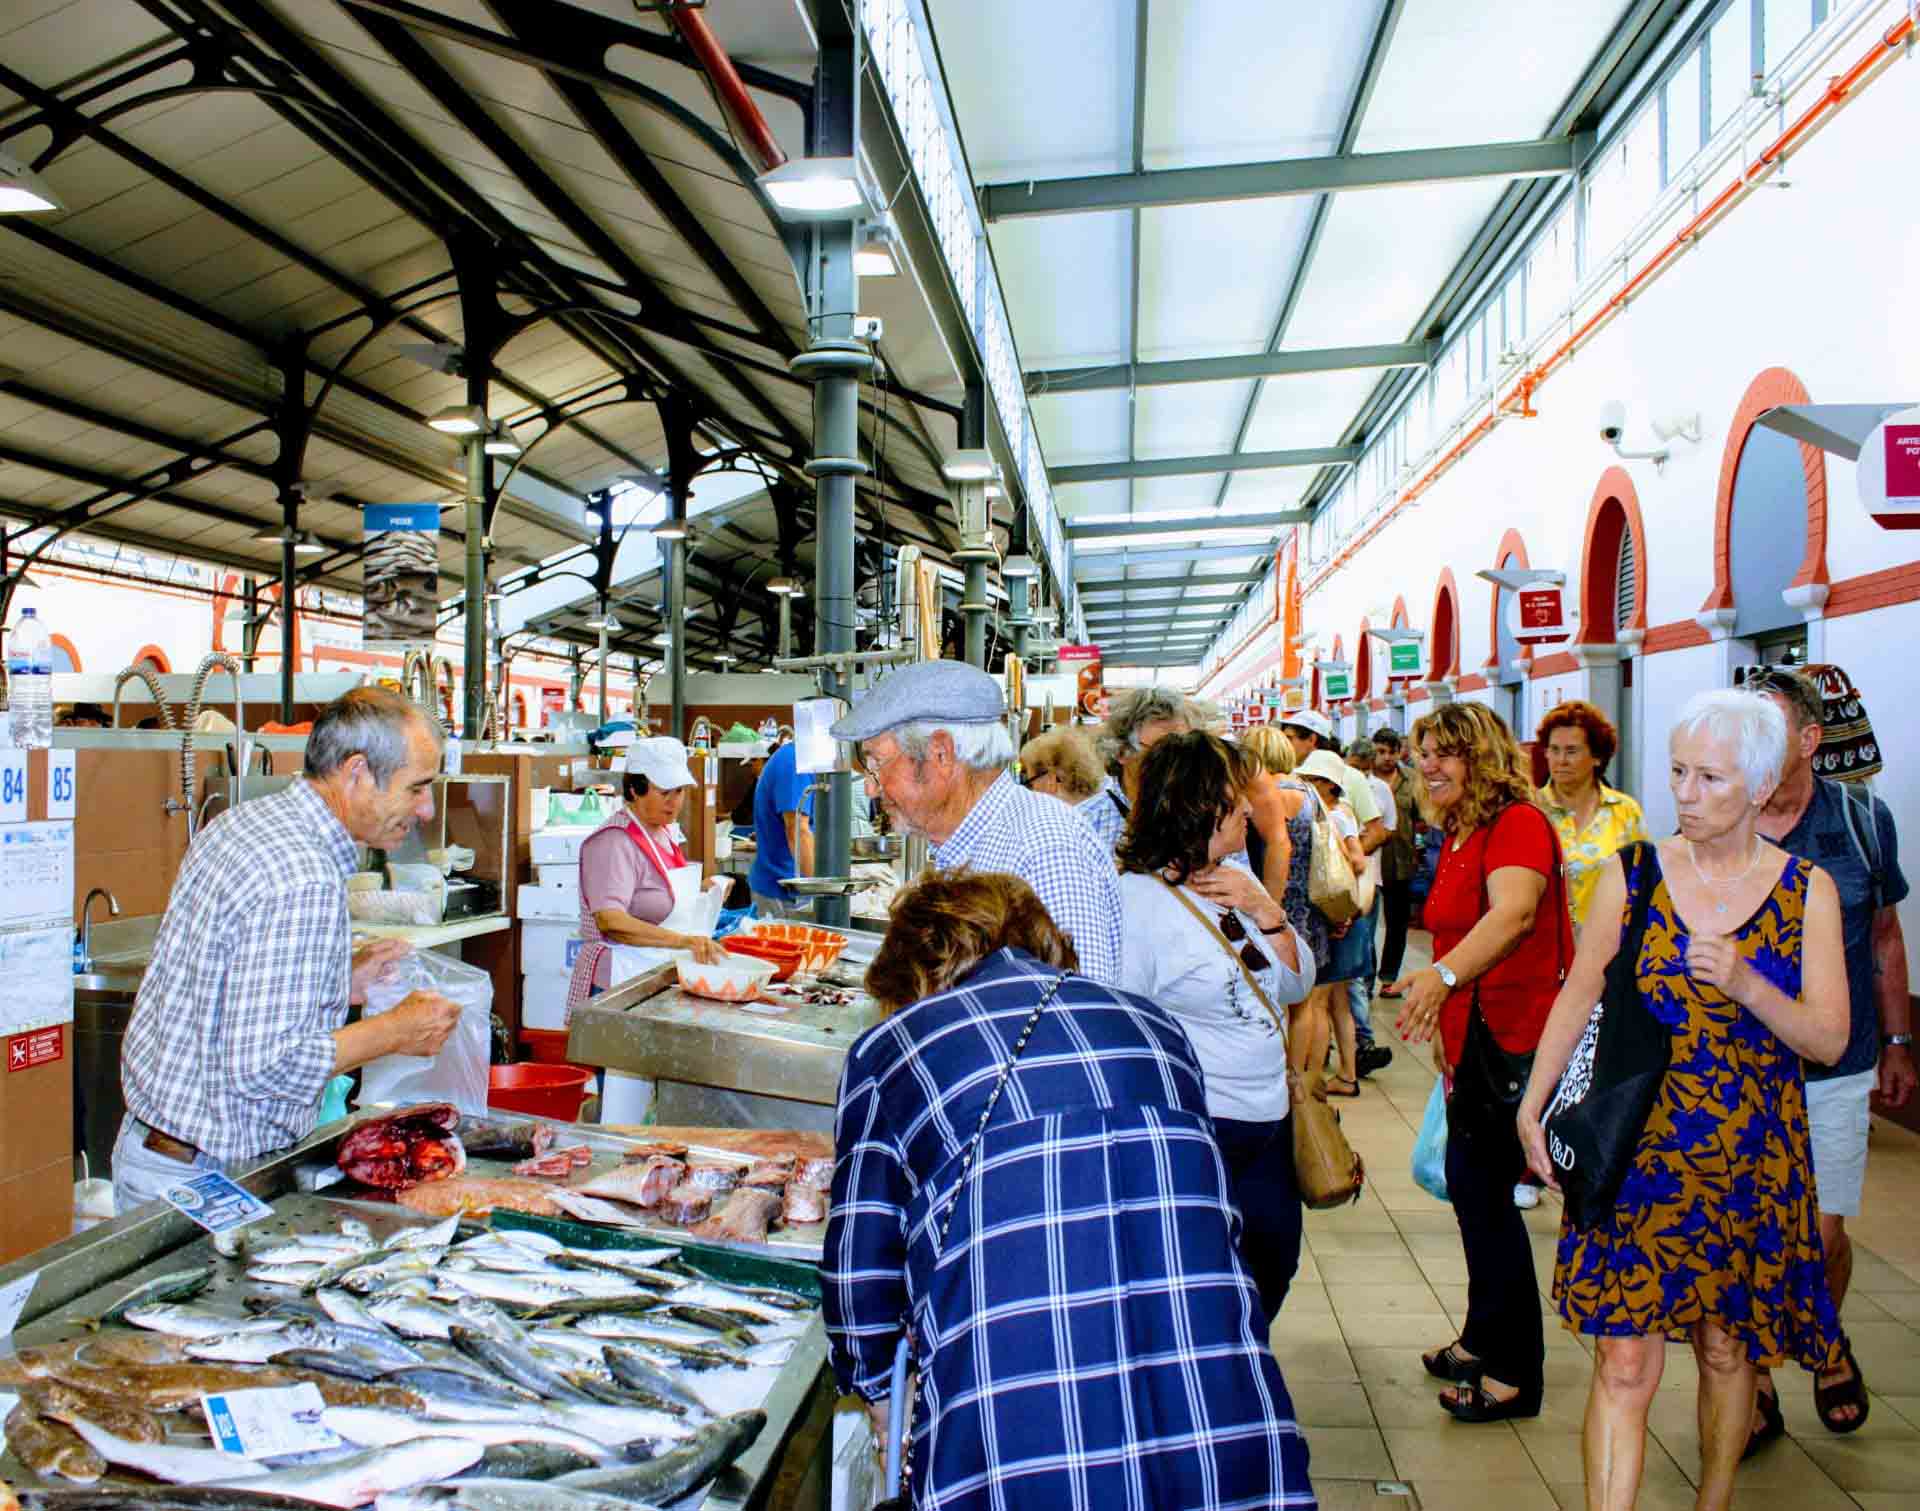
491, 1208, 822, 1299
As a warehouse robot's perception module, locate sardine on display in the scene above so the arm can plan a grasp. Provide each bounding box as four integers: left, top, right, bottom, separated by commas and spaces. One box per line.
125, 1304, 286, 1341
83, 1266, 215, 1329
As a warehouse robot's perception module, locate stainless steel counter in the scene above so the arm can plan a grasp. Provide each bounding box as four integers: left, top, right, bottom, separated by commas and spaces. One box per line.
567, 964, 883, 1109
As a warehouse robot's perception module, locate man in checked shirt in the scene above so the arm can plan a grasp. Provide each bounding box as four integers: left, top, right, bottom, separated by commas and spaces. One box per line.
115, 688, 461, 1214
831, 660, 1123, 984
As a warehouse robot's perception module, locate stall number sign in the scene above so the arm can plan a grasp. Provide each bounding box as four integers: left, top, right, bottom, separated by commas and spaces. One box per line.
1512, 585, 1571, 645
6, 1025, 62, 1072
1859, 408, 1920, 529
47, 751, 75, 819
1387, 641, 1423, 676
1322, 670, 1352, 700
0, 751, 24, 824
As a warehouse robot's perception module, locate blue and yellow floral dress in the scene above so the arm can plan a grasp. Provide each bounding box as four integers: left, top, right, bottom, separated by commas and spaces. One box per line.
1553, 851, 1844, 1370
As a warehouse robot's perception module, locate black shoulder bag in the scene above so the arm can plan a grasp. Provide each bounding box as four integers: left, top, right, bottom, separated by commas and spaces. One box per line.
1541, 842, 1670, 1229
1458, 804, 1570, 1106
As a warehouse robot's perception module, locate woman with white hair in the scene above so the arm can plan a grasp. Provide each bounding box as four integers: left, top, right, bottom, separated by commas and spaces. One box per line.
1518, 689, 1849, 1511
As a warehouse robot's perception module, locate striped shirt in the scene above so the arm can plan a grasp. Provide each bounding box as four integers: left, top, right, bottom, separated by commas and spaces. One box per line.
122, 779, 356, 1160
935, 770, 1123, 984
822, 949, 1315, 1510
1074, 775, 1130, 853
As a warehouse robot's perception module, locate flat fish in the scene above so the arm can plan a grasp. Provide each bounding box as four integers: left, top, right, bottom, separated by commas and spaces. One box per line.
54, 1361, 301, 1412
576, 1158, 682, 1208
688, 1186, 781, 1245
21, 1380, 166, 1445
5, 1401, 106, 1484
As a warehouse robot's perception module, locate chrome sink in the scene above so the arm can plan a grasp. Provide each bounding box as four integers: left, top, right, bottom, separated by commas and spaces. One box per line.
74, 968, 144, 997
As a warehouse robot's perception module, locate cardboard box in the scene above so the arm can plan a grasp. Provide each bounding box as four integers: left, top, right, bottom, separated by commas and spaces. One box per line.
521, 970, 571, 1031
521, 919, 583, 978
516, 883, 578, 922
530, 827, 599, 866
0, 1155, 76, 1263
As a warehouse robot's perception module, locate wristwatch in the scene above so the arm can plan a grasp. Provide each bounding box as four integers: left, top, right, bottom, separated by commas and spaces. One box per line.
1432, 961, 1458, 989
1887, 1033, 1914, 1049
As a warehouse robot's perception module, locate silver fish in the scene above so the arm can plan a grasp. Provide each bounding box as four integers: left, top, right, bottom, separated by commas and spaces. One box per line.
431, 1271, 594, 1309
669, 1282, 803, 1324
252, 1238, 372, 1266
123, 1303, 286, 1341
208, 1437, 484, 1506
526, 1329, 611, 1365
378, 1365, 544, 1410
603, 1346, 713, 1417
246, 1262, 328, 1289
340, 1252, 444, 1294
341, 1218, 376, 1244
393, 1214, 462, 1250
448, 1326, 601, 1406
301, 1243, 406, 1295
367, 1296, 462, 1340
48, 1414, 271, 1486
322, 1406, 611, 1462
555, 1409, 766, 1502
375, 1480, 650, 1510
84, 1265, 215, 1328
317, 1288, 390, 1335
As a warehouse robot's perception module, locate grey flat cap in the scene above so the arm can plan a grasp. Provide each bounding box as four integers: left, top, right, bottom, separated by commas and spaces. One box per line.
831, 659, 1006, 741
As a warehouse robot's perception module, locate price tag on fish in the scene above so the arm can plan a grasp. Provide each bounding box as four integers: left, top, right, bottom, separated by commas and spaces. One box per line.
201, 1383, 341, 1459
161, 1170, 274, 1235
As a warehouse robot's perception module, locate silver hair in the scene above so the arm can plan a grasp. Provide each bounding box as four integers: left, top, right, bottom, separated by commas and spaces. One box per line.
306, 687, 443, 785
1095, 685, 1200, 766
895, 719, 1015, 772
1669, 688, 1787, 799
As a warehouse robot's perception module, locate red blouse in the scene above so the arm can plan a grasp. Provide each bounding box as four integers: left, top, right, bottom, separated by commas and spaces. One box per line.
1423, 801, 1572, 1070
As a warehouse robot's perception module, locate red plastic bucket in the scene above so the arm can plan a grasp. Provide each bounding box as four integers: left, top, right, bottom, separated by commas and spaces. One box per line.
518, 1028, 573, 1065
488, 1062, 593, 1121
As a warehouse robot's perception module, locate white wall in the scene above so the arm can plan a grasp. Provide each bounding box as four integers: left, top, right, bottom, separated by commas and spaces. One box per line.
1280, 36, 1920, 971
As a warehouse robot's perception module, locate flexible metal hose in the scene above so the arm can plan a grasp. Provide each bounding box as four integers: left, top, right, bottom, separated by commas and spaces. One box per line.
183, 653, 244, 841
110, 664, 177, 732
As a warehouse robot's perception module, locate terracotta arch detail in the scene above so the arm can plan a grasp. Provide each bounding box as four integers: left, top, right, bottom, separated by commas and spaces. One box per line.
1701, 365, 1828, 613
133, 644, 171, 674
48, 633, 82, 673
1429, 569, 1460, 679
1355, 619, 1372, 703
1486, 529, 1532, 669
1578, 466, 1648, 643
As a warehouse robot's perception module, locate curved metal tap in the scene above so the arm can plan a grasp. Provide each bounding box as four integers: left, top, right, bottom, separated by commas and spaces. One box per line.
78, 887, 120, 970
110, 663, 177, 732
183, 653, 245, 841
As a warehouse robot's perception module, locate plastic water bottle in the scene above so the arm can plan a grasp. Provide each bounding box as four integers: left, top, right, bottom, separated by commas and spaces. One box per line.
6, 607, 52, 750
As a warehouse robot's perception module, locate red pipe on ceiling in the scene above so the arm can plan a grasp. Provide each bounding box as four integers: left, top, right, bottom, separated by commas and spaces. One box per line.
664, 6, 788, 176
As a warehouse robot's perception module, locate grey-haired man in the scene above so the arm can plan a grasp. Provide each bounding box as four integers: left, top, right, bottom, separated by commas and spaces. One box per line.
834, 660, 1123, 984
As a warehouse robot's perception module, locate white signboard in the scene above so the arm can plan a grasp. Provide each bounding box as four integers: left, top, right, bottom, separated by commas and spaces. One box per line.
0, 821, 73, 927
1859, 405, 1920, 530
0, 926, 74, 1035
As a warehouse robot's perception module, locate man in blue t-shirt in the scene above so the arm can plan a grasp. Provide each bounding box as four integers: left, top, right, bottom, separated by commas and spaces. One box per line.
749, 738, 815, 918
1749, 668, 1912, 1442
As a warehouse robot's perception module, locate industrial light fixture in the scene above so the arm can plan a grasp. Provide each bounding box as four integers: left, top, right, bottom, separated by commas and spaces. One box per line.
650, 631, 673, 647
651, 518, 691, 542
713, 653, 737, 665
942, 449, 999, 483
482, 424, 522, 458
854, 218, 899, 277
0, 152, 61, 214
767, 576, 801, 597
759, 156, 875, 217
582, 606, 624, 633
427, 403, 489, 436
1001, 553, 1037, 580
984, 482, 1003, 500
249, 526, 327, 557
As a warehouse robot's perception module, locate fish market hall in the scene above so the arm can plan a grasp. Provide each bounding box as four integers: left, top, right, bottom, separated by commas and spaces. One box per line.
3, 1, 1920, 1508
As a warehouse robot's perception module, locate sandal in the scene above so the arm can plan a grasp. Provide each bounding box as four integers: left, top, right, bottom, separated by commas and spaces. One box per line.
1439, 1374, 1542, 1423
1421, 1341, 1478, 1381
1743, 1384, 1785, 1460
1325, 1075, 1360, 1098
1814, 1337, 1870, 1435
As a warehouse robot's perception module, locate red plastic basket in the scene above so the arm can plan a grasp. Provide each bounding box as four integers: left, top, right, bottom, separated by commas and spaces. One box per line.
487, 1062, 593, 1121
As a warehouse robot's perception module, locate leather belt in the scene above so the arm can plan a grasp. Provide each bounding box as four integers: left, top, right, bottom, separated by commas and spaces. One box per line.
142, 1125, 201, 1165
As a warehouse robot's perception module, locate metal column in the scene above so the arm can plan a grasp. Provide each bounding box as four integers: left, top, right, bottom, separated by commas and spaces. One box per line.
241, 576, 259, 674
278, 489, 297, 723
963, 560, 990, 668
661, 397, 698, 742
462, 434, 487, 740
787, 16, 867, 930
597, 623, 610, 726
956, 385, 992, 669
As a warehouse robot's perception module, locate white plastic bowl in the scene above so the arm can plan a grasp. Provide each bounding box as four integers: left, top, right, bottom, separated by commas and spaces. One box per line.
673, 950, 777, 1003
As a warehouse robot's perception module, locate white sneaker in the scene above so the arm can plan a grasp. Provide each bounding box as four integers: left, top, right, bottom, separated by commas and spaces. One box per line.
1513, 1183, 1541, 1210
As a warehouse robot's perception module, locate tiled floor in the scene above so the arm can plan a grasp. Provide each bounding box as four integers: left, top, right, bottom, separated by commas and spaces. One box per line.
1282, 954, 1920, 1510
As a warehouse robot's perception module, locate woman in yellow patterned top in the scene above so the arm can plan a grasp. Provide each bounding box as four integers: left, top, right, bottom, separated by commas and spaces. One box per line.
1537, 700, 1648, 930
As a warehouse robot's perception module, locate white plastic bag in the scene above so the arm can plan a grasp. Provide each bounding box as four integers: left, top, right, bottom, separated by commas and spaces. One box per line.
359, 949, 494, 1119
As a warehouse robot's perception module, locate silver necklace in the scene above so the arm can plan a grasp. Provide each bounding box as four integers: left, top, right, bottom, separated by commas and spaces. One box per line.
1686, 837, 1765, 913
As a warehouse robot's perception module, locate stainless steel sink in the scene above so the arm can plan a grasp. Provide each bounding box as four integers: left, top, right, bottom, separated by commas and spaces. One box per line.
74, 970, 144, 996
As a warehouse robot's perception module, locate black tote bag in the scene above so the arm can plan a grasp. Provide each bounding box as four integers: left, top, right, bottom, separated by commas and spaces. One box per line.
1542, 842, 1670, 1229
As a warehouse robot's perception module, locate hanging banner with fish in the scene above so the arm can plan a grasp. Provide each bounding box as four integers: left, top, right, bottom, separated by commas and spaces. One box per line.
362, 504, 442, 653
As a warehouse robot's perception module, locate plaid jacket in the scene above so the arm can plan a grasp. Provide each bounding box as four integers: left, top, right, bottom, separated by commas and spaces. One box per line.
123, 779, 357, 1159
822, 949, 1315, 1510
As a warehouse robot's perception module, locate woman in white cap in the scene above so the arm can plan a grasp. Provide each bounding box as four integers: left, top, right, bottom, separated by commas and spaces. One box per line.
565, 736, 727, 1018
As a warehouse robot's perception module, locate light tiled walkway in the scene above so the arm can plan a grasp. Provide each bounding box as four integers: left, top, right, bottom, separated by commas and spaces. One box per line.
1280, 962, 1920, 1511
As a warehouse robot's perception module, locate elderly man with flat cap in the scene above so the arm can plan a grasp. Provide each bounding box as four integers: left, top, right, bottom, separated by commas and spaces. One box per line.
833, 659, 1123, 985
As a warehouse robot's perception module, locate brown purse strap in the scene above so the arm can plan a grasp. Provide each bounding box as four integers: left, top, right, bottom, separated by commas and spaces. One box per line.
1159, 878, 1289, 1039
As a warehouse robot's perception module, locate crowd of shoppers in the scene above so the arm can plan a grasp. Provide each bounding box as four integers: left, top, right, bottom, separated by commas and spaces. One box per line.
817, 657, 1901, 1511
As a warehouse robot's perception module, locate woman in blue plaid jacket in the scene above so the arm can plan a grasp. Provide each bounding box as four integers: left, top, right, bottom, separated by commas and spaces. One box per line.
823, 871, 1316, 1510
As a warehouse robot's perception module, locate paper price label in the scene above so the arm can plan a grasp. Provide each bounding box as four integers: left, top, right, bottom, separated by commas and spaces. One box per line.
202, 1383, 340, 1459
161, 1170, 274, 1236
47, 750, 76, 819
0, 1269, 39, 1336
0, 752, 25, 824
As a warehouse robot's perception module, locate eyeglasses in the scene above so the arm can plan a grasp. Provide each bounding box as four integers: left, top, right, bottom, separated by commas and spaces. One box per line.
1217, 910, 1267, 972
858, 745, 908, 783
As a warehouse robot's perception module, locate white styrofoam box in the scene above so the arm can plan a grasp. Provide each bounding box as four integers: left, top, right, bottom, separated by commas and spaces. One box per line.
535, 862, 579, 888
521, 969, 572, 1031
516, 884, 578, 922
521, 918, 584, 977
531, 826, 598, 866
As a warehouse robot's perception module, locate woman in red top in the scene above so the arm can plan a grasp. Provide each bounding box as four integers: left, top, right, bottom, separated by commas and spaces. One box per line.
1388, 701, 1572, 1424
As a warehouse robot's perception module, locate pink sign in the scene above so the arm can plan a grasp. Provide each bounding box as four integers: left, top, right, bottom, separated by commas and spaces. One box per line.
1886, 424, 1920, 498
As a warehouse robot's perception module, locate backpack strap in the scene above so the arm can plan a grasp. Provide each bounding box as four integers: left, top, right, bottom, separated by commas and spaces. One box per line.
1836, 779, 1885, 910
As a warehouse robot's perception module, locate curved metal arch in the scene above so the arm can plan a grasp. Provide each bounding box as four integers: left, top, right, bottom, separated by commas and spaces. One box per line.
302, 289, 467, 429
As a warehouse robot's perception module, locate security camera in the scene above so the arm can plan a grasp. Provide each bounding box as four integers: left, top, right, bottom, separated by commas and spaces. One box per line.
1598, 400, 1627, 445
1598, 398, 1690, 475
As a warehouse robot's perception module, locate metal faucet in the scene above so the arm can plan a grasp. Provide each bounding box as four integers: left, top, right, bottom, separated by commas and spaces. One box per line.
78, 887, 120, 970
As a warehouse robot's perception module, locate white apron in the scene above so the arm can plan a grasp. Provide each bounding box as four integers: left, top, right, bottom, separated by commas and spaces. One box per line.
564, 816, 706, 1019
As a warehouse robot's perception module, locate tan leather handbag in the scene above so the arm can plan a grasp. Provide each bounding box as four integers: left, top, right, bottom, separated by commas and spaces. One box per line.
1162, 882, 1365, 1209
1306, 802, 1364, 925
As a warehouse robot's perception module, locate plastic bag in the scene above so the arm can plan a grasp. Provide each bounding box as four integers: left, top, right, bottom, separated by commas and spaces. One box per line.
1411, 1077, 1450, 1201
359, 949, 494, 1119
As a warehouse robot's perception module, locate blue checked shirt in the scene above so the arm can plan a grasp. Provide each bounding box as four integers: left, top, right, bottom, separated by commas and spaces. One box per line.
123, 779, 358, 1160
934, 770, 1123, 984
1075, 774, 1129, 854
822, 949, 1315, 1511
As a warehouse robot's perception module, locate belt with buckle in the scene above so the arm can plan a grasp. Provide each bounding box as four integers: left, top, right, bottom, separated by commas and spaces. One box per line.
141, 1124, 202, 1165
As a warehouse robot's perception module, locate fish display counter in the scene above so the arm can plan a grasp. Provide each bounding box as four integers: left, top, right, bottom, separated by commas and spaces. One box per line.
565, 927, 884, 1134
0, 1111, 840, 1509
